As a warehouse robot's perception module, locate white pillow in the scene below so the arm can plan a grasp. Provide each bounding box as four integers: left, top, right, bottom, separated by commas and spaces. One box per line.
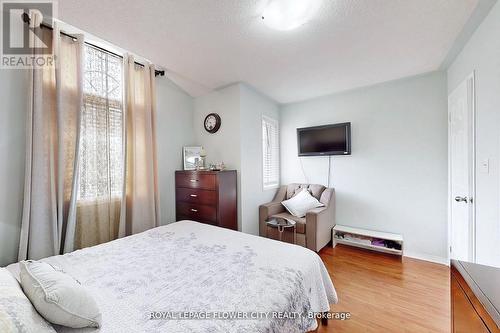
19, 261, 101, 328
281, 189, 325, 218
0, 267, 56, 333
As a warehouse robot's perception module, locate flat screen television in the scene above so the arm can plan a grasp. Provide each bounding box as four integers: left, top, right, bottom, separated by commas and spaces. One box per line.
297, 122, 351, 156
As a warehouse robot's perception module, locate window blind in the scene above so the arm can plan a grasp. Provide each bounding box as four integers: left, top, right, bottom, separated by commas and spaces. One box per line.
262, 116, 280, 189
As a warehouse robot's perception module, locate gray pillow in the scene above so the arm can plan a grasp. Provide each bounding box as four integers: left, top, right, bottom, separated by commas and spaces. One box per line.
19, 261, 101, 328
0, 267, 56, 333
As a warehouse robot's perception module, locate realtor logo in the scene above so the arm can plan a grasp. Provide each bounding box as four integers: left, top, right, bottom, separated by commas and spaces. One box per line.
1, 0, 57, 68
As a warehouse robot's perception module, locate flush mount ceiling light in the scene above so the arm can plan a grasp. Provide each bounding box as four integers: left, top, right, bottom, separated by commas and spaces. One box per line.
261, 0, 322, 31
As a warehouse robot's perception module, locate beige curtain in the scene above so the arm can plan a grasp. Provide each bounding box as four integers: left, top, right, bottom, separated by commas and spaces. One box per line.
19, 17, 84, 260
119, 55, 160, 237
73, 46, 124, 249
19, 32, 159, 256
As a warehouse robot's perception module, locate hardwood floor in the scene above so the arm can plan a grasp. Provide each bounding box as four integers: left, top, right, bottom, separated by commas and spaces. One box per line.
318, 244, 450, 333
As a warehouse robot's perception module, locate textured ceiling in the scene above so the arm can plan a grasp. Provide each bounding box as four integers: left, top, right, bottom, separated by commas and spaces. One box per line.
59, 0, 478, 103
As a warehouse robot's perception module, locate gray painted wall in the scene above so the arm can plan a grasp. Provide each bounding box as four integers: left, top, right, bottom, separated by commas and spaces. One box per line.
280, 72, 449, 262
156, 77, 195, 225
0, 69, 29, 267
193, 85, 242, 171
193, 83, 280, 234
447, 0, 500, 267
239, 84, 280, 235
193, 84, 242, 227
0, 72, 194, 266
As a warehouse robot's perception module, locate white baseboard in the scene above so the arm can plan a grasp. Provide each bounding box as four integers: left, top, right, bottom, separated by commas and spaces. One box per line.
403, 252, 450, 266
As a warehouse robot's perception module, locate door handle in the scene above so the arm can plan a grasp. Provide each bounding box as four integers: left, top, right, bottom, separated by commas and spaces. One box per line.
454, 196, 468, 203
190, 208, 198, 212
190, 194, 198, 197
189, 179, 199, 183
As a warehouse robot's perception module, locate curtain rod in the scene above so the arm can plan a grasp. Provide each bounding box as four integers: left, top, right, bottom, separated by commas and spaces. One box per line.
23, 15, 165, 77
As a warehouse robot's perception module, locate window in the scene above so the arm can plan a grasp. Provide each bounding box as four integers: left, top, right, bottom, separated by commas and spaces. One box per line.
262, 116, 280, 189
78, 45, 124, 201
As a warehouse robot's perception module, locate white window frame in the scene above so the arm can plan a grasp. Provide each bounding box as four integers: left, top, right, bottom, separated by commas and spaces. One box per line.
262, 115, 280, 190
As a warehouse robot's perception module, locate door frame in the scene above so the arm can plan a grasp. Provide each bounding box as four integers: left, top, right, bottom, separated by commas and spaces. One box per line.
447, 71, 476, 263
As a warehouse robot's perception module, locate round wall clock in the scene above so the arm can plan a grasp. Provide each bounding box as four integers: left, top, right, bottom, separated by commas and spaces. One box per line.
204, 113, 221, 133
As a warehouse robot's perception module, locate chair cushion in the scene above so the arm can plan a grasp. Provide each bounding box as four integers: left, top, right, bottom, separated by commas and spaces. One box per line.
270, 213, 306, 234
286, 183, 326, 201
20, 261, 101, 328
0, 268, 56, 333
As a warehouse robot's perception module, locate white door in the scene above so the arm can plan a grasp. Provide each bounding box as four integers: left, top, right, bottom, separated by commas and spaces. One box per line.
448, 74, 475, 262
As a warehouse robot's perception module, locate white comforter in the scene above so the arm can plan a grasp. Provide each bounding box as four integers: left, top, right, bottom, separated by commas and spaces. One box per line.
9, 221, 337, 333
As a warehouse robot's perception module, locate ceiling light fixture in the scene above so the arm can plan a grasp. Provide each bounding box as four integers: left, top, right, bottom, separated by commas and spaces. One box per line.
261, 0, 322, 31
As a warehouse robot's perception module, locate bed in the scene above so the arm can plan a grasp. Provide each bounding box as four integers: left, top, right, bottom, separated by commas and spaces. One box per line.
7, 220, 338, 333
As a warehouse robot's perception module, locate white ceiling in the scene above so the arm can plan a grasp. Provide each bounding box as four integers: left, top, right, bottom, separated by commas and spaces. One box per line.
59, 0, 479, 103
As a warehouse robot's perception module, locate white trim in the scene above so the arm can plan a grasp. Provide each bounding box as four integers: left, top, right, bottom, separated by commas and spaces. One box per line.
469, 71, 477, 263
403, 252, 450, 266
447, 85, 452, 264
447, 71, 476, 263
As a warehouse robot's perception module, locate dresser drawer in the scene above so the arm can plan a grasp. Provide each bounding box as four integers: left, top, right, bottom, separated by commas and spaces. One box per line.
175, 173, 216, 190
177, 202, 217, 222
176, 188, 217, 205
175, 170, 237, 230
177, 216, 218, 226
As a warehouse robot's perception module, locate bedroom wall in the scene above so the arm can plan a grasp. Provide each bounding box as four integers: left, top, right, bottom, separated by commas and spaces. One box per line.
193, 84, 242, 172
447, 0, 500, 267
0, 71, 193, 266
156, 77, 195, 225
193, 83, 280, 234
193, 84, 242, 227
0, 69, 29, 267
280, 71, 449, 263
239, 84, 280, 235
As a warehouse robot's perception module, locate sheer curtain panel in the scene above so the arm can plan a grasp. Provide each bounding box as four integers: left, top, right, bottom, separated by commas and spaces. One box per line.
74, 45, 125, 249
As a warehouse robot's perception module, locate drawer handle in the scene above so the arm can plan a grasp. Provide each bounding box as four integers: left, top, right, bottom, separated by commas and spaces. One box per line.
190, 194, 198, 197
189, 179, 199, 183
190, 209, 198, 212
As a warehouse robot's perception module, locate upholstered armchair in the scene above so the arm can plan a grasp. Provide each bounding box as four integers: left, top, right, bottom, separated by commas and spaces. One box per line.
259, 184, 335, 252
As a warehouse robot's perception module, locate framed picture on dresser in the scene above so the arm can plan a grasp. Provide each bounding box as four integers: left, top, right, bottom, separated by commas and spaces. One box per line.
183, 146, 202, 170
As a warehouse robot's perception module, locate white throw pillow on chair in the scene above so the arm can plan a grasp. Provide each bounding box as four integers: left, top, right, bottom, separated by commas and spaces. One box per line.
281, 189, 325, 218
19, 260, 101, 328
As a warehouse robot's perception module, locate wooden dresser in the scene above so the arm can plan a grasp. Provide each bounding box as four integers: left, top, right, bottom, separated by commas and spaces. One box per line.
451, 260, 500, 333
175, 170, 237, 230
